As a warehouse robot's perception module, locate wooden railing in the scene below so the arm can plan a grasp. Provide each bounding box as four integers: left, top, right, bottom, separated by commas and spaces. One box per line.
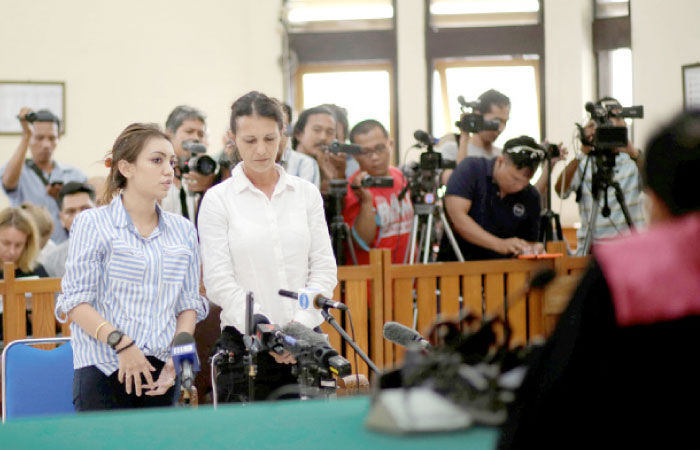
1, 247, 589, 377
1, 262, 70, 347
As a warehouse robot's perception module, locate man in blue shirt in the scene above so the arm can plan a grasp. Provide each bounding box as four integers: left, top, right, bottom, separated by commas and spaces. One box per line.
438, 136, 545, 261
0, 108, 87, 243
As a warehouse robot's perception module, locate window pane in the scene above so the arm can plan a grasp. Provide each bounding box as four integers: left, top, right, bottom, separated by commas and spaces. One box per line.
595, 0, 629, 19
300, 70, 392, 138
286, 0, 393, 32
432, 63, 541, 147
430, 0, 540, 28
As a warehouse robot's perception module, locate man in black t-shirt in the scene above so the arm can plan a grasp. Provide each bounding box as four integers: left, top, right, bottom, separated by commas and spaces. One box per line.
438, 136, 545, 261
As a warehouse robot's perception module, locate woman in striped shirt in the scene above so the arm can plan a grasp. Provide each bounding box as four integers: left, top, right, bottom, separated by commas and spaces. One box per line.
55, 123, 208, 411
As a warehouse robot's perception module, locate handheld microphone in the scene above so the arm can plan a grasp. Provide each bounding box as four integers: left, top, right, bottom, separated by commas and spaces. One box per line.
383, 322, 431, 350
278, 289, 348, 311
413, 130, 436, 147
171, 332, 200, 390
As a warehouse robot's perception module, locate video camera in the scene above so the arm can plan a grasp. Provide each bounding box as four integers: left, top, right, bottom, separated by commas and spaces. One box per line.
327, 141, 362, 156
180, 141, 217, 176
255, 323, 351, 378
360, 176, 394, 188
584, 100, 644, 150
455, 96, 501, 133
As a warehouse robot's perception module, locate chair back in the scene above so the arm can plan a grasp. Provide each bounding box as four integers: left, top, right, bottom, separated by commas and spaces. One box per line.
2, 337, 74, 422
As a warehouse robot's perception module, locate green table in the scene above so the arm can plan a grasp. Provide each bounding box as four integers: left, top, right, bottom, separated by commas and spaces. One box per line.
0, 396, 498, 449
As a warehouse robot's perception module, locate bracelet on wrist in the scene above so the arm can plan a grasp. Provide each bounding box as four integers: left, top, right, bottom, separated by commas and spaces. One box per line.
115, 340, 136, 354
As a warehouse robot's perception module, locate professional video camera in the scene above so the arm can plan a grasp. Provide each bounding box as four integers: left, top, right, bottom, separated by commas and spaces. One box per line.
455, 96, 501, 133
179, 141, 217, 176
584, 100, 644, 150
404, 130, 455, 204
360, 176, 394, 188
256, 322, 351, 397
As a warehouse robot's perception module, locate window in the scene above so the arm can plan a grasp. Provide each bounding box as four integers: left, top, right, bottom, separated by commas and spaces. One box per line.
295, 64, 394, 141
431, 59, 541, 147
284, 0, 393, 32
595, 0, 629, 19
430, 0, 540, 28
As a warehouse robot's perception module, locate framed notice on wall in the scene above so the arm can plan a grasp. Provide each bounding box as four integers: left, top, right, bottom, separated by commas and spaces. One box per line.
0, 81, 65, 135
682, 63, 700, 110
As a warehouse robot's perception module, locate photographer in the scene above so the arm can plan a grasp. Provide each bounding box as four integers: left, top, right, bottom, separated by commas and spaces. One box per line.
292, 105, 346, 195
554, 97, 645, 254
438, 136, 544, 261
0, 108, 87, 243
161, 105, 215, 219
342, 120, 413, 265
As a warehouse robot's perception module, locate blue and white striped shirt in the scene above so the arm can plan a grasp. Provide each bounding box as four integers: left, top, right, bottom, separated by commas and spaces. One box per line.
55, 195, 209, 375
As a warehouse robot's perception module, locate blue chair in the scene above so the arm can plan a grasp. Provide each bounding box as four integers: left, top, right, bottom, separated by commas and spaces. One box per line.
2, 337, 74, 422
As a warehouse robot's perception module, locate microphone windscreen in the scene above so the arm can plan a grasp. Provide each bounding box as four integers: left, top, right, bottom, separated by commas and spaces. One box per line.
172, 332, 195, 346
383, 322, 423, 347
282, 322, 328, 347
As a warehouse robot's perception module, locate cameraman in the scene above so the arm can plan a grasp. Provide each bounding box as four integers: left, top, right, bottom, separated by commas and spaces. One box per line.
292, 105, 346, 195
342, 120, 413, 265
0, 108, 87, 244
161, 105, 215, 219
554, 97, 645, 254
438, 136, 545, 261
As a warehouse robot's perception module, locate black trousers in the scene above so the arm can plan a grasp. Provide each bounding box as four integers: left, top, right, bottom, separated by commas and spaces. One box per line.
73, 356, 180, 412
214, 326, 299, 403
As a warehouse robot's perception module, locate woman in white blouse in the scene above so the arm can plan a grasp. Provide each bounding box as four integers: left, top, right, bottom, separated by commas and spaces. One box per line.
198, 91, 337, 402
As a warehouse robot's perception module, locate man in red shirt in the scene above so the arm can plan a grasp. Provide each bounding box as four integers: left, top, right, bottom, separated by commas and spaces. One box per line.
342, 120, 413, 265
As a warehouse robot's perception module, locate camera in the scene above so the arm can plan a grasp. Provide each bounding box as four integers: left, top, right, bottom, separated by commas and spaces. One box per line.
180, 141, 217, 176
361, 176, 394, 188
455, 97, 500, 133
327, 141, 362, 155
584, 101, 644, 150
541, 143, 561, 158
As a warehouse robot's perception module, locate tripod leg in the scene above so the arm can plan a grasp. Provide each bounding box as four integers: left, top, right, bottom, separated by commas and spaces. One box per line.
611, 181, 636, 230
422, 212, 434, 264
438, 207, 464, 262
581, 199, 599, 256
343, 224, 358, 265
407, 213, 421, 264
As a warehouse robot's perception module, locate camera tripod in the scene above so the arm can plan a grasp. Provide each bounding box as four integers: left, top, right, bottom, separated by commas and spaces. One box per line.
539, 152, 563, 244
580, 151, 635, 255
405, 189, 464, 265
328, 179, 357, 266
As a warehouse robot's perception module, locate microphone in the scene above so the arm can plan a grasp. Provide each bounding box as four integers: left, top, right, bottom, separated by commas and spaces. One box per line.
171, 332, 200, 390
383, 322, 431, 350
413, 130, 436, 147
278, 289, 348, 311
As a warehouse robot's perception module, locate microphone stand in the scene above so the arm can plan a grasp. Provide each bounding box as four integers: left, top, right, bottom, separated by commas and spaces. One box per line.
320, 307, 381, 375
243, 292, 258, 403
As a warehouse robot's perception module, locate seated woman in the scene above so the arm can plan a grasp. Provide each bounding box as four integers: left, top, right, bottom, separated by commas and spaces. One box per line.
198, 91, 337, 402
0, 206, 49, 339
0, 206, 49, 279
20, 202, 55, 264
55, 123, 208, 411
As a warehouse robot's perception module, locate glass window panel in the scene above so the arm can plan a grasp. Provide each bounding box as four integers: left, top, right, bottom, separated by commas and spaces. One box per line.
286, 0, 393, 31
300, 69, 392, 138
595, 0, 629, 19
432, 63, 541, 148
430, 0, 540, 28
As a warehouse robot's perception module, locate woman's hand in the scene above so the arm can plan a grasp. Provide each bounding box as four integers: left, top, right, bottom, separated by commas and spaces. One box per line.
269, 350, 297, 365
145, 358, 176, 397
116, 339, 156, 396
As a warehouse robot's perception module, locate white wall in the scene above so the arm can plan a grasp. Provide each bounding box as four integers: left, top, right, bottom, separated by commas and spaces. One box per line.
396, 0, 428, 164
0, 0, 283, 209
544, 0, 596, 226
631, 0, 700, 148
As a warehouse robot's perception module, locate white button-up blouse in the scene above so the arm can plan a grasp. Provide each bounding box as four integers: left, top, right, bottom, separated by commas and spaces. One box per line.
198, 163, 337, 333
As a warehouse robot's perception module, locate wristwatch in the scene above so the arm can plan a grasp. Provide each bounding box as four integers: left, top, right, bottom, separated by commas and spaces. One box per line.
107, 330, 125, 350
